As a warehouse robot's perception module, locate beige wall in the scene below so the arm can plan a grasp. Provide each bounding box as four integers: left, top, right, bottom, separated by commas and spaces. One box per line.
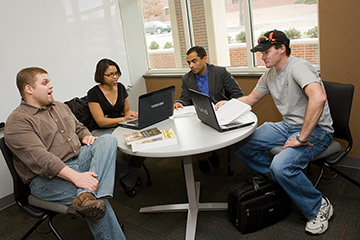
319, 1, 360, 157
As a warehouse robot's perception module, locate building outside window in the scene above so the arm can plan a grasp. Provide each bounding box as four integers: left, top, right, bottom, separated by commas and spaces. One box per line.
141, 0, 176, 69
140, 0, 319, 72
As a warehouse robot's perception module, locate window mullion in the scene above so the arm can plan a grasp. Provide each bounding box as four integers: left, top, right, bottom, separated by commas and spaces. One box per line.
243, 0, 256, 70
181, 0, 194, 49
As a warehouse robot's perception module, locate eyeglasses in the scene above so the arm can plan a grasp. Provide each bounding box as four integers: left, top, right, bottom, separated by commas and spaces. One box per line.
104, 72, 120, 78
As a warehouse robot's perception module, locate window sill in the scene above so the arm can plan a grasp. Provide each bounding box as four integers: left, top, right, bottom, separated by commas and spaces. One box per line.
143, 71, 264, 78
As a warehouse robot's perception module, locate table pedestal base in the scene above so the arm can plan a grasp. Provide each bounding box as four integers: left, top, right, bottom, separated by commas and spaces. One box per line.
139, 156, 228, 240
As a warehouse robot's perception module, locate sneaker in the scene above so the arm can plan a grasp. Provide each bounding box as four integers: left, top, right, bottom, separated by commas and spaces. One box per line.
305, 197, 334, 235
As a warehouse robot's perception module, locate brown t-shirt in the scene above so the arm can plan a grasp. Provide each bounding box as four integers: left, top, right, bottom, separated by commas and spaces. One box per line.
5, 100, 91, 184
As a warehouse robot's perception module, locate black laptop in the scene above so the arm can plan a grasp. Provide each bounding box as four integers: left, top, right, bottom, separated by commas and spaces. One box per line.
118, 85, 175, 130
189, 89, 254, 132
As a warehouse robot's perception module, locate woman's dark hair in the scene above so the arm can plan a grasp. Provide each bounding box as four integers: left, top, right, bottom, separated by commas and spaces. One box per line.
94, 58, 122, 84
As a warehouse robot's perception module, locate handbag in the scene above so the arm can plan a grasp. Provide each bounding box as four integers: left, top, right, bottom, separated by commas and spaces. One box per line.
228, 173, 292, 234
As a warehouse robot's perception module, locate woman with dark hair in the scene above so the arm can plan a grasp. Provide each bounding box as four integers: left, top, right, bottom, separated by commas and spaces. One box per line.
87, 58, 145, 197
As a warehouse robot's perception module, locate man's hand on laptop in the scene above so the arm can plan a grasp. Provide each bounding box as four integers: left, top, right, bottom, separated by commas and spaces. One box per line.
215, 100, 228, 110
174, 102, 184, 110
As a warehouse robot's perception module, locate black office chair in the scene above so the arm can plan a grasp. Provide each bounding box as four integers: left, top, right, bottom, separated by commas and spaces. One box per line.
0, 137, 69, 240
269, 81, 360, 188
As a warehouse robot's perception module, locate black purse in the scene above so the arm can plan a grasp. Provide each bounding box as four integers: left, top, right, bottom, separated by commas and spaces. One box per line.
228, 173, 292, 234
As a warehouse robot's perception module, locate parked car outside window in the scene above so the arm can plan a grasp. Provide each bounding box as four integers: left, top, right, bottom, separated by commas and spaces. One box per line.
144, 21, 171, 34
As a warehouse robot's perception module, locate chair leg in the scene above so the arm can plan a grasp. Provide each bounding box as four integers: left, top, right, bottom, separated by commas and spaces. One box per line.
48, 213, 63, 240
313, 164, 324, 188
324, 162, 360, 188
21, 213, 49, 240
306, 164, 313, 176
227, 147, 234, 176
142, 164, 152, 186
114, 212, 125, 231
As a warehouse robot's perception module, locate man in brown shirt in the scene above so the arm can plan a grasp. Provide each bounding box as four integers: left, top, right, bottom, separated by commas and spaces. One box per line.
5, 67, 126, 240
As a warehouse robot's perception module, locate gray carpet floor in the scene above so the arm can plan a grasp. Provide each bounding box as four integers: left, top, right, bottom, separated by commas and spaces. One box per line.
1, 148, 360, 240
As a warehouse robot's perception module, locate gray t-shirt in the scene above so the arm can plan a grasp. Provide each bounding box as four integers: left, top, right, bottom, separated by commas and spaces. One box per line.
254, 56, 333, 133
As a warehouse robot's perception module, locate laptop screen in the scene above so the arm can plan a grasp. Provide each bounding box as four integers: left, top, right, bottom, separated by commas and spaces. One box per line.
188, 89, 221, 131
138, 85, 175, 128
188, 89, 254, 132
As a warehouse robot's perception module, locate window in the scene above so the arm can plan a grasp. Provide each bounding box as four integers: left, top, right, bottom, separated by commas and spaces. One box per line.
245, 0, 319, 69
140, 0, 176, 69
140, 0, 319, 72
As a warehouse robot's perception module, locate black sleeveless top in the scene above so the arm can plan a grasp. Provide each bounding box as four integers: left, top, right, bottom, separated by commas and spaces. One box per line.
87, 82, 128, 129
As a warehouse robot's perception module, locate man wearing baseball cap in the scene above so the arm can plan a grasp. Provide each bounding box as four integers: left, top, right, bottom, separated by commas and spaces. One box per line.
216, 29, 334, 235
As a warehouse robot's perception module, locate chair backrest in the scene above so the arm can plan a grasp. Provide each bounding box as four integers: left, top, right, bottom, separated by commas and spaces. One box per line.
0, 137, 31, 207
269, 81, 354, 163
323, 81, 354, 144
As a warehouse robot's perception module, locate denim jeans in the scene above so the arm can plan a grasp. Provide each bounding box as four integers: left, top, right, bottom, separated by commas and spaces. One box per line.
232, 121, 332, 219
92, 127, 145, 188
30, 134, 126, 240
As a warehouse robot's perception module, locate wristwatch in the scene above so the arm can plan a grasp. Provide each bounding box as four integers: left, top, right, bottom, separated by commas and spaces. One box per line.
296, 134, 308, 144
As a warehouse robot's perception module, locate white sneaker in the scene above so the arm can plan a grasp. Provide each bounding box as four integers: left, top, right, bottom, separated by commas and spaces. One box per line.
305, 197, 334, 235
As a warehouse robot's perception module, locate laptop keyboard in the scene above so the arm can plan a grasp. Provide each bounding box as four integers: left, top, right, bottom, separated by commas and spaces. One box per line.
127, 118, 139, 124
223, 120, 241, 126
221, 121, 241, 129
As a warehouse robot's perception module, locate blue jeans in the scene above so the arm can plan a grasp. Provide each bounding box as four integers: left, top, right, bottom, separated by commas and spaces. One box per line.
30, 134, 126, 240
92, 127, 144, 189
232, 121, 332, 219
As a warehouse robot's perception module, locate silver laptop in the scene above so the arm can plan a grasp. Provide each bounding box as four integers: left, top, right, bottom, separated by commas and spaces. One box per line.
118, 85, 175, 130
189, 89, 254, 132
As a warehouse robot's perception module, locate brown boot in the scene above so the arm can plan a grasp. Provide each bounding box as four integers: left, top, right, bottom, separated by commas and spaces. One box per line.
66, 192, 106, 221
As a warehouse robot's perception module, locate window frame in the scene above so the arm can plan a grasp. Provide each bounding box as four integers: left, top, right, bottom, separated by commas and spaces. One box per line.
140, 0, 319, 75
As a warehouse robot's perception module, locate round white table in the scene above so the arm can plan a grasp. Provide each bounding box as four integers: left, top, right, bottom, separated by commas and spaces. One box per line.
112, 111, 257, 240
